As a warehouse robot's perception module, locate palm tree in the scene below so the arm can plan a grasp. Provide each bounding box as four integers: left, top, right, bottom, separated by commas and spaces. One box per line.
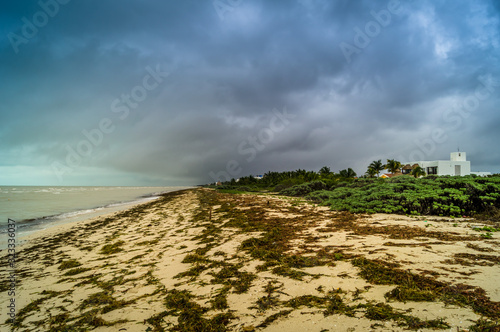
305, 170, 319, 181
339, 168, 357, 178
319, 166, 331, 177
411, 166, 426, 178
368, 160, 385, 177
386, 159, 402, 174
365, 167, 377, 178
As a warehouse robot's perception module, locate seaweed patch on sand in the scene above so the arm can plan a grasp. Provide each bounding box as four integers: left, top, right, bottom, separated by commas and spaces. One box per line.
1, 188, 499, 331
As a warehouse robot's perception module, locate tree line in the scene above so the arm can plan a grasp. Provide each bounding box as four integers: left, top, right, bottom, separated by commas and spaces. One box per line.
366, 159, 426, 178
218, 158, 425, 188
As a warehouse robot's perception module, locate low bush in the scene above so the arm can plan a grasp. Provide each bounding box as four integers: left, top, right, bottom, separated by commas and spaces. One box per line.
287, 175, 500, 218
279, 181, 327, 197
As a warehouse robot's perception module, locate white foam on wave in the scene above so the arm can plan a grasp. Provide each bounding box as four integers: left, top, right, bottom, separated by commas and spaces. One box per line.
57, 207, 104, 219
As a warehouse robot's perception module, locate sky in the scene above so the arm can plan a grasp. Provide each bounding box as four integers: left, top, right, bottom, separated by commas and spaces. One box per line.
1, 0, 499, 186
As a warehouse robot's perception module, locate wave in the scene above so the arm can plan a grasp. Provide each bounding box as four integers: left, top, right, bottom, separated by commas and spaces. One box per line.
0, 195, 162, 233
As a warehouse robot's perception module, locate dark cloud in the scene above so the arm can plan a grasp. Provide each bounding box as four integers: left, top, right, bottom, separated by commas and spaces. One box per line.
0, 0, 499, 185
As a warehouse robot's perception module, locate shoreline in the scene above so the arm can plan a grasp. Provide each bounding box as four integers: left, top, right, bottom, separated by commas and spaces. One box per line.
0, 186, 195, 251
1, 188, 499, 331
1, 197, 155, 254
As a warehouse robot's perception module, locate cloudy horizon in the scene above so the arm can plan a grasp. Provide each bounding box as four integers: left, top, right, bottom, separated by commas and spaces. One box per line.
1, 0, 499, 186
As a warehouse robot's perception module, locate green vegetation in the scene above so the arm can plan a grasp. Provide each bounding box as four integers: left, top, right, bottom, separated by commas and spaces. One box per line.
367, 160, 385, 177
473, 226, 500, 232
339, 167, 357, 178
211, 168, 355, 193
385, 159, 402, 174
304, 175, 500, 217
6, 186, 500, 331
279, 180, 327, 196
209, 165, 499, 219
411, 165, 426, 178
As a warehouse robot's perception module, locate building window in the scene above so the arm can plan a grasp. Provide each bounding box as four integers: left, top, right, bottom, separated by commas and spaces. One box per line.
427, 167, 437, 175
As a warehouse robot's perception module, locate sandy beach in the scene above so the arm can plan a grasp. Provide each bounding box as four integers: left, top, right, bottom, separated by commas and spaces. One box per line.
1, 188, 499, 331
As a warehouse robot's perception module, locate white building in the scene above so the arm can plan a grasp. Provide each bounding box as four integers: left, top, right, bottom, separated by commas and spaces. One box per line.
405, 152, 471, 176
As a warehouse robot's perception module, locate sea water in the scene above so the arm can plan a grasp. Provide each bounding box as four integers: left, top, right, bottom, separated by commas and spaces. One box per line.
0, 186, 191, 237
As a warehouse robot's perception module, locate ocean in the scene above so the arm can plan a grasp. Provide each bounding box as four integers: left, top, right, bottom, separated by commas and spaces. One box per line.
0, 186, 191, 240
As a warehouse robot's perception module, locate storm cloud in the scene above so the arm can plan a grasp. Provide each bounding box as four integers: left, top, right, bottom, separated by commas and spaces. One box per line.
1, 0, 499, 185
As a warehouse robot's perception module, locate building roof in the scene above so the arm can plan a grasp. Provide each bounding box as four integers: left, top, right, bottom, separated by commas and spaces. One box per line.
381, 171, 403, 178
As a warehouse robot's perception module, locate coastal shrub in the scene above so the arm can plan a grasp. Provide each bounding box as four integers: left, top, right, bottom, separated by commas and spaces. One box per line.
279, 181, 327, 197
475, 206, 500, 221
297, 175, 500, 218
273, 183, 292, 192
237, 186, 252, 192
